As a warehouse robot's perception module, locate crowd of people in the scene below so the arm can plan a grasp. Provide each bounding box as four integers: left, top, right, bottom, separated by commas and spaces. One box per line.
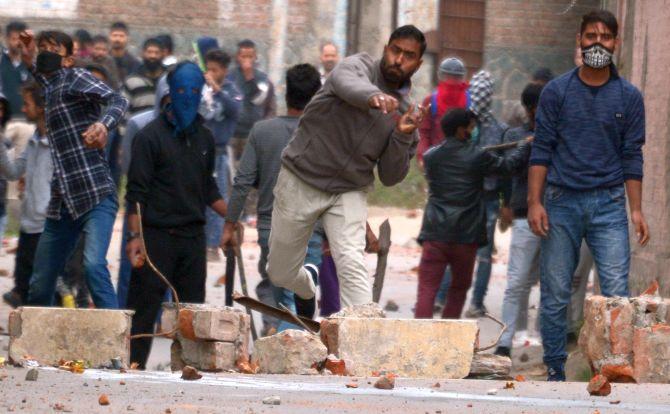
0, 8, 648, 382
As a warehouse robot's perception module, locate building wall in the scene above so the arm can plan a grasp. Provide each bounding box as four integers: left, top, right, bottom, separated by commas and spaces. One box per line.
607, 0, 670, 296
482, 0, 600, 119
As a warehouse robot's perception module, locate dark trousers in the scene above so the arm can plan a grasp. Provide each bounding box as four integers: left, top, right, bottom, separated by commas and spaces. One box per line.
128, 227, 207, 369
13, 232, 41, 302
415, 241, 478, 319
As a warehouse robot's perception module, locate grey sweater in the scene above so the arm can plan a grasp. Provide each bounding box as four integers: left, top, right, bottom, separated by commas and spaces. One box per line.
226, 116, 299, 230
281, 53, 418, 193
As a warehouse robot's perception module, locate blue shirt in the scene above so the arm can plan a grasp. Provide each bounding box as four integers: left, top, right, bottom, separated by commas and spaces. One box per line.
33, 67, 128, 219
530, 66, 645, 190
199, 80, 242, 148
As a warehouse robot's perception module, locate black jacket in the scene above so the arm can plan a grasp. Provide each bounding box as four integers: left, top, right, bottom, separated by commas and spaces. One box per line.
418, 137, 529, 246
126, 114, 222, 237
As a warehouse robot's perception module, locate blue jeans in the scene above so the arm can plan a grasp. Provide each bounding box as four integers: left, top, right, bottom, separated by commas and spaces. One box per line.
540, 184, 630, 371
258, 228, 323, 332
470, 196, 500, 308
28, 194, 119, 309
205, 151, 229, 248
500, 219, 541, 348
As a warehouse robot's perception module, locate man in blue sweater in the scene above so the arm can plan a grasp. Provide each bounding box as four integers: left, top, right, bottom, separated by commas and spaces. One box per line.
528, 10, 649, 381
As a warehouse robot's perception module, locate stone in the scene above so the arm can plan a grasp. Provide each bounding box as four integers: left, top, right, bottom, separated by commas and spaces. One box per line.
384, 300, 399, 312
600, 364, 635, 383
632, 324, 670, 383
468, 353, 512, 379
262, 396, 281, 405
8, 307, 133, 367
178, 339, 237, 372
98, 394, 110, 406
180, 365, 202, 380
161, 303, 250, 343
565, 350, 594, 382
24, 368, 38, 381
320, 318, 478, 378
252, 330, 327, 374
373, 374, 395, 390
587, 374, 611, 396
330, 303, 386, 318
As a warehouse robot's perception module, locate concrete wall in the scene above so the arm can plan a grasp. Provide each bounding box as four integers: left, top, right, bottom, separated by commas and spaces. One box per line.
608, 0, 670, 296
482, 0, 600, 120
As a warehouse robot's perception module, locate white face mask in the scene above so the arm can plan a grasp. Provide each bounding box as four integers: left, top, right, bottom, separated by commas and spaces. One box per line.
582, 43, 613, 69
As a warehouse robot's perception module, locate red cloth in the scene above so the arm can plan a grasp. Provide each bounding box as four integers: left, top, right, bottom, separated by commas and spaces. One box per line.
414, 241, 478, 319
417, 81, 469, 164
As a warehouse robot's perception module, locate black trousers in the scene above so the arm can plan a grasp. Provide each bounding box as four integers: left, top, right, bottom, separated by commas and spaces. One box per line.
13, 232, 41, 302
127, 227, 206, 368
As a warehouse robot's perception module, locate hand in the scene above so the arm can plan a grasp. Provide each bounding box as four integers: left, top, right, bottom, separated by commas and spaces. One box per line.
631, 210, 650, 246
126, 238, 146, 268
82, 122, 108, 149
19, 30, 36, 67
220, 221, 238, 249
365, 222, 380, 254
17, 177, 25, 198
396, 104, 429, 135
525, 135, 534, 143
499, 206, 513, 233
204, 72, 221, 93
368, 93, 399, 114
527, 202, 549, 237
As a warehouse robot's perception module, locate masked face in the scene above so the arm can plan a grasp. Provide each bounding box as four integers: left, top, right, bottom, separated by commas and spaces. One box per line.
581, 43, 613, 69
36, 51, 63, 75
168, 62, 205, 132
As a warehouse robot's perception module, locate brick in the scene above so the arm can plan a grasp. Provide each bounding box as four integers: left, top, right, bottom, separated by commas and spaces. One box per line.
252, 330, 327, 374
633, 324, 670, 383
8, 307, 133, 367
578, 296, 611, 366
609, 300, 634, 355
178, 338, 237, 372
161, 303, 249, 343
321, 318, 478, 378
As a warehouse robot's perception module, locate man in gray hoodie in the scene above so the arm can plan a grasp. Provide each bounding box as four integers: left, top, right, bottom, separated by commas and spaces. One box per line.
265, 25, 428, 307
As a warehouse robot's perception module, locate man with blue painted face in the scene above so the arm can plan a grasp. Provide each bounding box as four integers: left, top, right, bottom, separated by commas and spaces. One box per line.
125, 61, 227, 368
527, 10, 648, 381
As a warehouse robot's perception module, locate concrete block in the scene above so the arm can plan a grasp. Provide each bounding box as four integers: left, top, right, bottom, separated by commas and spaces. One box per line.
320, 318, 478, 378
8, 307, 133, 367
633, 324, 670, 383
178, 338, 237, 372
161, 303, 249, 342
252, 330, 327, 374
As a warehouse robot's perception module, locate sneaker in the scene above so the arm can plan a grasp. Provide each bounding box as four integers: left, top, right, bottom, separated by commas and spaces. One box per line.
433, 303, 444, 315
2, 290, 22, 308
547, 366, 566, 382
494, 346, 511, 357
464, 304, 488, 318
206, 247, 221, 262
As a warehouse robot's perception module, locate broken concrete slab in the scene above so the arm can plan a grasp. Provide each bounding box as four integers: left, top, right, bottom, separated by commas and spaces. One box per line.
160, 303, 250, 343
252, 329, 327, 374
468, 353, 512, 379
330, 303, 386, 318
633, 324, 670, 383
178, 338, 237, 372
320, 318, 478, 378
8, 307, 133, 367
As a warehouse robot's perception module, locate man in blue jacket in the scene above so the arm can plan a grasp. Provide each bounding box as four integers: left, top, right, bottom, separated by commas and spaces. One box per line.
527, 10, 649, 381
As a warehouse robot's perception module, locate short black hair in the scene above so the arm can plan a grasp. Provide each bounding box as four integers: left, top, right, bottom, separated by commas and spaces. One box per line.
521, 83, 544, 110
285, 63, 321, 110
532, 67, 554, 84
6, 20, 27, 36
237, 39, 256, 50
92, 34, 109, 45
580, 10, 618, 37
143, 37, 163, 51
441, 108, 476, 138
156, 34, 174, 53
37, 30, 74, 56
205, 49, 231, 68
388, 25, 426, 56
74, 29, 93, 46
21, 81, 45, 108
110, 21, 129, 33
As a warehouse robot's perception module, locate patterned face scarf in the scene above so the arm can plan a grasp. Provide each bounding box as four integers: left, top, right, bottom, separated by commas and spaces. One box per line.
468, 70, 495, 125
582, 43, 613, 69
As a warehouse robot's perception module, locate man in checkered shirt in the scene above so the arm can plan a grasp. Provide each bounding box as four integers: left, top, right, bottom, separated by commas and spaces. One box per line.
19, 30, 128, 308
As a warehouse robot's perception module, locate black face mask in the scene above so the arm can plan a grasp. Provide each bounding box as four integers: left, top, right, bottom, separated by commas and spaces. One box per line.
36, 51, 63, 74
144, 58, 162, 72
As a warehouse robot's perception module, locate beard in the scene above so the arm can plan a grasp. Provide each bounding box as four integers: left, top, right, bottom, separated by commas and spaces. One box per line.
380, 58, 414, 85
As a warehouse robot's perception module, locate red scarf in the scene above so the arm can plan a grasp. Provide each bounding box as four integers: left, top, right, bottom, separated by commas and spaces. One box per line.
436, 80, 469, 118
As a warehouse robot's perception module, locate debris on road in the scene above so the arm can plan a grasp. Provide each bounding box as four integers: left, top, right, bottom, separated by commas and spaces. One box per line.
181, 365, 202, 381
345, 382, 358, 388
384, 300, 399, 312
587, 374, 612, 396
323, 354, 347, 376
58, 360, 85, 374
486, 389, 497, 395
262, 396, 281, 405
25, 368, 38, 381
432, 382, 440, 388
374, 373, 396, 390
98, 394, 110, 406
468, 353, 511, 379
515, 375, 526, 382
253, 329, 327, 374
504, 381, 515, 389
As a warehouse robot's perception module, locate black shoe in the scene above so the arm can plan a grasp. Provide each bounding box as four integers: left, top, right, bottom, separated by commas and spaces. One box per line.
494, 346, 511, 357
547, 366, 566, 382
2, 290, 22, 308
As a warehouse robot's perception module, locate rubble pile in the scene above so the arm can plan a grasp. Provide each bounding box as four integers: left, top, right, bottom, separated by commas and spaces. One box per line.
252, 329, 327, 374
580, 284, 670, 383
161, 303, 250, 372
